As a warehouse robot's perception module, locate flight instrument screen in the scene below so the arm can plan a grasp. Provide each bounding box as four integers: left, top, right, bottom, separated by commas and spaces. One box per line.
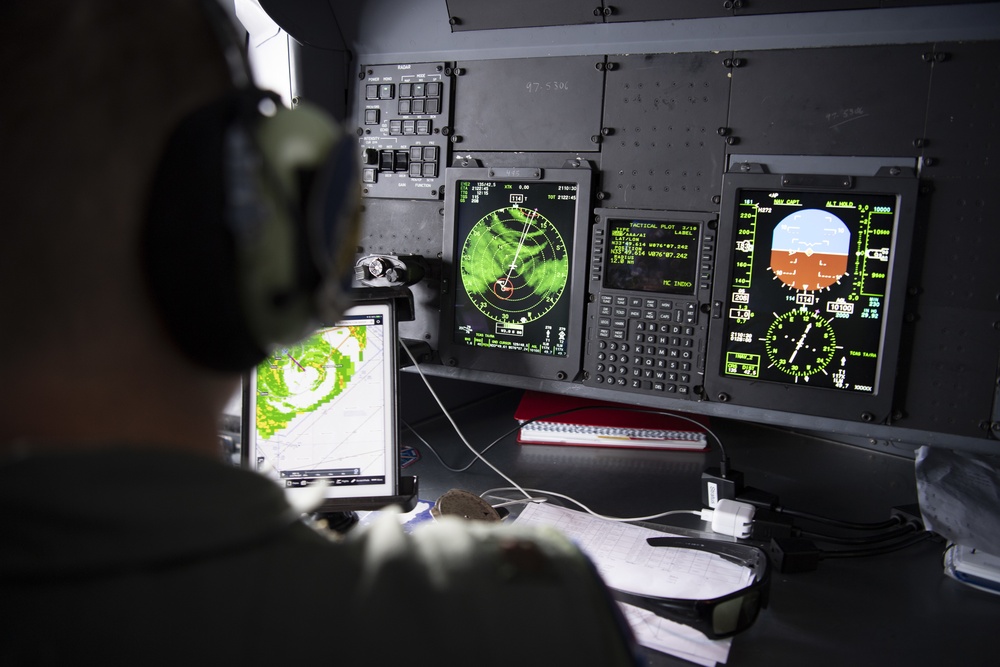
720, 188, 900, 393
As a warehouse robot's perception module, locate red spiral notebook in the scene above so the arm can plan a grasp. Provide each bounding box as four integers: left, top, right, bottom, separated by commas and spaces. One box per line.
513, 390, 709, 451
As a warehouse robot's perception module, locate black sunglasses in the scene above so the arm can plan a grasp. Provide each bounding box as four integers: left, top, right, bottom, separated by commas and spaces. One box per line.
609, 537, 771, 639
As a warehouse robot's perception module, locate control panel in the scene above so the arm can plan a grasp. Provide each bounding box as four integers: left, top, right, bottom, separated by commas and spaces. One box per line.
357, 62, 453, 199
583, 209, 716, 398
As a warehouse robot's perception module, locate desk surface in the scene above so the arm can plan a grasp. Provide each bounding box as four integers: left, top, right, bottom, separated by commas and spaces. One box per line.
398, 387, 997, 666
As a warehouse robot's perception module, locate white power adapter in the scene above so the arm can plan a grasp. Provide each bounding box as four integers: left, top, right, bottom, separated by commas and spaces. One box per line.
700, 498, 756, 539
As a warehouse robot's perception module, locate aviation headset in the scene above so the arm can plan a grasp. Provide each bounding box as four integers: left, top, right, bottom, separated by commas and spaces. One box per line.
143, 0, 359, 372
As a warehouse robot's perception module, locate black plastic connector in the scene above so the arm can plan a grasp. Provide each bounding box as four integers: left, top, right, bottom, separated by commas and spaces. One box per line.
737, 486, 780, 510
749, 508, 796, 540
890, 504, 925, 530
701, 466, 744, 508
769, 537, 821, 573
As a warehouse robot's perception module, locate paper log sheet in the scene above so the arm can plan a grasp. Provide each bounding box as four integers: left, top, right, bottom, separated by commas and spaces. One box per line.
514, 502, 753, 666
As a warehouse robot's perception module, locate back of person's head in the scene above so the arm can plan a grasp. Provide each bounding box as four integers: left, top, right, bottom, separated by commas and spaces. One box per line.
0, 1, 243, 450
0, 0, 232, 359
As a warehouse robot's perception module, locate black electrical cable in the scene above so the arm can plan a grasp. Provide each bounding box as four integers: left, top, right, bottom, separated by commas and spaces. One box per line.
798, 524, 917, 546
819, 531, 935, 559
773, 505, 904, 531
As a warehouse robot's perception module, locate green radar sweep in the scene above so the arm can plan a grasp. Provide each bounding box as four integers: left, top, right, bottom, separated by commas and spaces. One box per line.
460, 206, 568, 324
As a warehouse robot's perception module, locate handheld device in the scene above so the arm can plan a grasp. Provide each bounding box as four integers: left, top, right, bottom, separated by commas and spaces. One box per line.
242, 300, 407, 512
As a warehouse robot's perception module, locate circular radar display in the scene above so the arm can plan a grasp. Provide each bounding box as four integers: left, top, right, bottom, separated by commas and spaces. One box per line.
770, 209, 850, 291
764, 310, 837, 378
460, 206, 568, 323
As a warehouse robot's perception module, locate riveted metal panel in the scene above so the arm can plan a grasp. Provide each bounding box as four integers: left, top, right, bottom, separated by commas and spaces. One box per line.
451, 57, 605, 152
599, 52, 731, 212
727, 45, 931, 157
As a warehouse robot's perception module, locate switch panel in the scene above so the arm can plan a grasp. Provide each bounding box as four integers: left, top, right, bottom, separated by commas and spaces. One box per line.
357, 62, 452, 200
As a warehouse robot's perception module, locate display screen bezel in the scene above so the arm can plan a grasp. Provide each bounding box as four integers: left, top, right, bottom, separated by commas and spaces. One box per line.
439, 166, 592, 380
241, 302, 399, 510
703, 171, 918, 423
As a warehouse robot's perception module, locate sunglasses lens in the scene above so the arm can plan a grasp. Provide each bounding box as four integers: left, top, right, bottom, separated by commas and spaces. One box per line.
712, 590, 760, 636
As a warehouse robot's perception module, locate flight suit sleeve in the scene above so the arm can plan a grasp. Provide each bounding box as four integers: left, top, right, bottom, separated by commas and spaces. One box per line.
341, 511, 641, 666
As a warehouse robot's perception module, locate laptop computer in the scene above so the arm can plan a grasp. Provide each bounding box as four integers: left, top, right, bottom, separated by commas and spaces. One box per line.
242, 300, 401, 512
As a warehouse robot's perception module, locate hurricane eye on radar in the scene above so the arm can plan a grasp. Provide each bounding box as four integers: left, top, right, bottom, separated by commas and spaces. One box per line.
459, 205, 569, 324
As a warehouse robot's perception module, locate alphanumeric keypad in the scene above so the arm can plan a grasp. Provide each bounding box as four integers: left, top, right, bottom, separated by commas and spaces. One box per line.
591, 294, 699, 395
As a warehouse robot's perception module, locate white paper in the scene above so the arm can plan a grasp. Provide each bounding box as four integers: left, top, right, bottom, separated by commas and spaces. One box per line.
515, 503, 751, 665
915, 446, 1000, 555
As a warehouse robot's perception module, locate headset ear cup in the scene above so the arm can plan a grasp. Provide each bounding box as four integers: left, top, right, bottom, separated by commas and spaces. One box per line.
143, 95, 267, 371
241, 100, 360, 344
144, 90, 359, 372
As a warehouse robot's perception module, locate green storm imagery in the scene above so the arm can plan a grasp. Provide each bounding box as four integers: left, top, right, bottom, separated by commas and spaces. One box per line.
461, 206, 568, 322
255, 327, 366, 439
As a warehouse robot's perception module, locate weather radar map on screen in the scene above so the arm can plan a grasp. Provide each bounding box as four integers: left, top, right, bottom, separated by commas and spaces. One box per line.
250, 310, 394, 498
452, 178, 578, 356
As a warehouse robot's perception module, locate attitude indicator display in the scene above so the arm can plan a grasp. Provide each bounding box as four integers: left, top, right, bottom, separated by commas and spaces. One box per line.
721, 188, 899, 393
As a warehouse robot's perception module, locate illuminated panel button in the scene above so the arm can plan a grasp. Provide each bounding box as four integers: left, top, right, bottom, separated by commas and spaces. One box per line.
364, 108, 380, 125
365, 84, 379, 100
379, 84, 394, 99
412, 82, 425, 97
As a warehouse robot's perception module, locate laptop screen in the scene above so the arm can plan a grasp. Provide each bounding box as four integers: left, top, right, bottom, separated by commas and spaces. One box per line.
243, 301, 399, 510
